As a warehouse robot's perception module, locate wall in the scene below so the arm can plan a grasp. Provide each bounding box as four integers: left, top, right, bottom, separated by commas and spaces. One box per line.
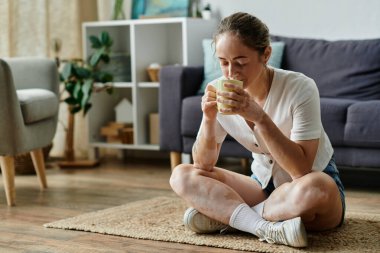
201, 0, 380, 40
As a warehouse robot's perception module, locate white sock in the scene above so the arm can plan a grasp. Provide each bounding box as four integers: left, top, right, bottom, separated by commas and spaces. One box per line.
252, 201, 265, 217
229, 203, 267, 237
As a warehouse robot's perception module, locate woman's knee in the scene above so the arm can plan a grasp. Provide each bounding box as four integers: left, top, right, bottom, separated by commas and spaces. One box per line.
169, 163, 196, 196
292, 172, 334, 207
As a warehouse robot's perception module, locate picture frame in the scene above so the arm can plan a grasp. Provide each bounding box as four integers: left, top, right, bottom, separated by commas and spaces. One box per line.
132, 0, 146, 19
132, 0, 191, 19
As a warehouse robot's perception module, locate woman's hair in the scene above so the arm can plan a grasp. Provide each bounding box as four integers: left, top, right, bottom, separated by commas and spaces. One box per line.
213, 12, 270, 55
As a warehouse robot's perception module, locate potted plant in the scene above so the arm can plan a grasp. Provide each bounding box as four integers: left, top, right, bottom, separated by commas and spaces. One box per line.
202, 3, 212, 20
58, 31, 114, 168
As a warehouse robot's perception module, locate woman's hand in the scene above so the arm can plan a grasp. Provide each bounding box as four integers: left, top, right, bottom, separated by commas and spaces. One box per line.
217, 83, 265, 123
202, 84, 218, 120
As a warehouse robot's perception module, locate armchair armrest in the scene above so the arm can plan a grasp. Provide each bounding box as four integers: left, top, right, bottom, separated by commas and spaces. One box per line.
0, 59, 28, 155
4, 57, 59, 96
159, 65, 204, 152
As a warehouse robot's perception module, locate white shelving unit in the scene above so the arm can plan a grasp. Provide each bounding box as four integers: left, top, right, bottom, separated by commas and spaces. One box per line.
82, 18, 217, 157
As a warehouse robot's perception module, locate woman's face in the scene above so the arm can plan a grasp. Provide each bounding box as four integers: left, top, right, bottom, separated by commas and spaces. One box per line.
215, 32, 269, 88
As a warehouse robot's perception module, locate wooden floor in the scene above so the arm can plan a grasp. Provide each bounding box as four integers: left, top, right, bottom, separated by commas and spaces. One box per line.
0, 157, 379, 253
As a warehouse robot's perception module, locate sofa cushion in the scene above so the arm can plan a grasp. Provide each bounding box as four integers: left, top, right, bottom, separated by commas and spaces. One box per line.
344, 101, 380, 148
271, 35, 380, 100
320, 98, 356, 146
181, 95, 235, 142
17, 89, 58, 124
182, 96, 203, 137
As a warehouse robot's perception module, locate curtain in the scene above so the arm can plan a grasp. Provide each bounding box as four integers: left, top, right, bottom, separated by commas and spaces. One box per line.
0, 0, 98, 158
0, 0, 98, 58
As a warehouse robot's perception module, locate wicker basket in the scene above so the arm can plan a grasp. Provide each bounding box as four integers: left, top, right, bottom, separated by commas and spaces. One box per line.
0, 144, 53, 175
119, 127, 134, 144
147, 67, 160, 82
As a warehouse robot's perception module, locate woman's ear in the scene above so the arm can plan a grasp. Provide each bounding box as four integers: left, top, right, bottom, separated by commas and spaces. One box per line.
263, 46, 272, 64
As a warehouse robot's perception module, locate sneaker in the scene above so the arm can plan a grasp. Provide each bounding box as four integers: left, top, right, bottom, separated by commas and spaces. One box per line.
183, 207, 228, 234
256, 217, 308, 248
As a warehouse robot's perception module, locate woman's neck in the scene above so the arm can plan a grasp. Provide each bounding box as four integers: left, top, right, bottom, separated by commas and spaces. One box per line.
246, 66, 273, 107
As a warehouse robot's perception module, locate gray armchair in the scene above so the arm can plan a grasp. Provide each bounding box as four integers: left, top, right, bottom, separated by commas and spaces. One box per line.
0, 58, 59, 206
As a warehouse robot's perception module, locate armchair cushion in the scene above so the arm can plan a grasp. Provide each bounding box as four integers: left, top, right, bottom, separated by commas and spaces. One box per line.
16, 89, 59, 124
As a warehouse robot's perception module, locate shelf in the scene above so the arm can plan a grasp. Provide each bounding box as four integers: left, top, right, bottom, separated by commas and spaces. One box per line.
83, 17, 201, 27
84, 18, 217, 158
113, 82, 134, 88
95, 82, 133, 88
91, 142, 160, 151
138, 82, 159, 88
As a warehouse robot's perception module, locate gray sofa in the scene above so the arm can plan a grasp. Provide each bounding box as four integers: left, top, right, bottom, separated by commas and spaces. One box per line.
159, 35, 380, 171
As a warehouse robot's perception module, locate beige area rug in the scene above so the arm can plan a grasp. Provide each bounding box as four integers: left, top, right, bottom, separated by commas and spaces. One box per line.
44, 196, 380, 253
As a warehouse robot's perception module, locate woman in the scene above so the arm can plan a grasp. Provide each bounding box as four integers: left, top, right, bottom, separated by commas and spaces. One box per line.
170, 12, 345, 248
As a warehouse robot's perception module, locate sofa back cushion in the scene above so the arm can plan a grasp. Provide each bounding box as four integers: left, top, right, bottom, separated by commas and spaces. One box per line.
271, 35, 380, 100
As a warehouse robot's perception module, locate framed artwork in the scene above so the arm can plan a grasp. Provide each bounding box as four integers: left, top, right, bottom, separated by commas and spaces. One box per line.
132, 0, 146, 19
132, 0, 190, 19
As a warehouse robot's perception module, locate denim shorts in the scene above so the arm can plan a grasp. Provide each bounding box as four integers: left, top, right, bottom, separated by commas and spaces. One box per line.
251, 155, 346, 226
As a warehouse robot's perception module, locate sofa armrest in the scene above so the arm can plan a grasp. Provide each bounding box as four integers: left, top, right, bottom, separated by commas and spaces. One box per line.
159, 65, 204, 152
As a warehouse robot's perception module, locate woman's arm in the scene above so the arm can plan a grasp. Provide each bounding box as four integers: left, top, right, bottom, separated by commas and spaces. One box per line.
255, 114, 319, 179
218, 82, 319, 179
192, 118, 223, 171
193, 84, 224, 171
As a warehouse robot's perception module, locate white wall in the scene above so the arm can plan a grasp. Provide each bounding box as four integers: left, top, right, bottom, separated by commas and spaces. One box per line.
201, 0, 380, 40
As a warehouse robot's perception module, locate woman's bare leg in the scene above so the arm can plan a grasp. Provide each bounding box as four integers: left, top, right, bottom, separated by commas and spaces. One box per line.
171, 164, 343, 231
262, 171, 343, 231
170, 163, 267, 224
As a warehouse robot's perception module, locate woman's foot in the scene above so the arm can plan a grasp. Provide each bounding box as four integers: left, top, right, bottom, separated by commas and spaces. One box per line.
256, 217, 308, 248
183, 207, 229, 233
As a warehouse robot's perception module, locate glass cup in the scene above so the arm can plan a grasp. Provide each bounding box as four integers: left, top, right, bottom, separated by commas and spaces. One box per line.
216, 79, 243, 114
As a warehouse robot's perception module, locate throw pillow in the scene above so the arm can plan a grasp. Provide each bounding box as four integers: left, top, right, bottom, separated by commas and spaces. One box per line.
197, 40, 285, 94
198, 39, 222, 94
268, 41, 285, 68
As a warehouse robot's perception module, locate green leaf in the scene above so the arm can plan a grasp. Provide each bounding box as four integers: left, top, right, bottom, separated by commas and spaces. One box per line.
81, 79, 93, 110
95, 71, 113, 83
83, 103, 92, 115
64, 97, 78, 105
89, 35, 102, 49
81, 80, 93, 115
89, 48, 105, 67
73, 65, 91, 79
62, 62, 73, 81
65, 81, 76, 94
73, 81, 82, 99
100, 32, 112, 47
101, 54, 110, 64
82, 79, 93, 95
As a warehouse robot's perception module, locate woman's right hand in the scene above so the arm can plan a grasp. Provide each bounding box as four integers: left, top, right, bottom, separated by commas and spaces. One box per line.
201, 84, 218, 120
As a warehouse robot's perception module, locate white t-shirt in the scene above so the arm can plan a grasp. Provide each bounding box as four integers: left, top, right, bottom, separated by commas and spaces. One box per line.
198, 68, 333, 189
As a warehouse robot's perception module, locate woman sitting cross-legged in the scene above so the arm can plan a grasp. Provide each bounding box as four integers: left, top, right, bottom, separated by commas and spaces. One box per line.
170, 12, 345, 248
